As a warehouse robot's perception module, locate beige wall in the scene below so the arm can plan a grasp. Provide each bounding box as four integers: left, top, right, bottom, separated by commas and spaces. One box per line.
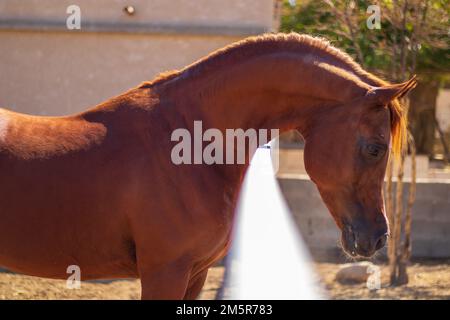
0, 0, 275, 30
0, 31, 242, 115
436, 89, 450, 132
0, 0, 277, 116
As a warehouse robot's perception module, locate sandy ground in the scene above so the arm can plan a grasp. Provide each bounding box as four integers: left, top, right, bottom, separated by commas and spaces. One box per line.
316, 261, 450, 299
0, 268, 224, 300
0, 261, 449, 300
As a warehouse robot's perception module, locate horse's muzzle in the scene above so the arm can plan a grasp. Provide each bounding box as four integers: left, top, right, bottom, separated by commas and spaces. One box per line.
341, 225, 388, 258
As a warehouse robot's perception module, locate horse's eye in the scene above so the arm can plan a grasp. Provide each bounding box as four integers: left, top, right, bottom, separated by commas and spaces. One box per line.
364, 144, 386, 160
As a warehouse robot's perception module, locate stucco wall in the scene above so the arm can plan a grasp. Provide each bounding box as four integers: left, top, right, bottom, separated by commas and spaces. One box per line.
0, 0, 277, 116
437, 89, 450, 132
0, 31, 242, 115
0, 0, 275, 31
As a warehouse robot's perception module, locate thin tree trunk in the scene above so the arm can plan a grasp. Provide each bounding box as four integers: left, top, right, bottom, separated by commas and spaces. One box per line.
391, 149, 405, 285
399, 0, 409, 77
398, 132, 416, 285
386, 157, 395, 267
343, 7, 364, 65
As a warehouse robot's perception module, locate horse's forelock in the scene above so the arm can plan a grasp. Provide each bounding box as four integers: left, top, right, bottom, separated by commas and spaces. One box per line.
389, 98, 407, 158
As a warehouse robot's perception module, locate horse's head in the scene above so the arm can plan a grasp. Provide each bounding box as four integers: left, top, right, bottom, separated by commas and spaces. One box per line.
303, 77, 416, 258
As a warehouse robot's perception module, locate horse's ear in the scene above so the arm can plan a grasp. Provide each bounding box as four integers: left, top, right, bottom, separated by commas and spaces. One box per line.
370, 75, 417, 105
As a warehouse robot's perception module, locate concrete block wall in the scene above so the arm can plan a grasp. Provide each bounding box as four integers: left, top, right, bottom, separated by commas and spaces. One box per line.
277, 176, 450, 260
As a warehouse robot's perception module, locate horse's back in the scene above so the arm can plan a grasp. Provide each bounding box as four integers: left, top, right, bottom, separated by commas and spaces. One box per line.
0, 108, 107, 161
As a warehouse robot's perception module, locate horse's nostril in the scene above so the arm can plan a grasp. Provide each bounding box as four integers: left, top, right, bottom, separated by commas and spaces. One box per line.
375, 233, 388, 250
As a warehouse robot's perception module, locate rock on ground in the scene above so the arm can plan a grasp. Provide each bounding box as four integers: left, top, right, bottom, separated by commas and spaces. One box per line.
335, 261, 376, 284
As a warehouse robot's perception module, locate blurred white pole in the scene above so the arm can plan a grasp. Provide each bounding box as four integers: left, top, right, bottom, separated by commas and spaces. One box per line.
223, 144, 323, 299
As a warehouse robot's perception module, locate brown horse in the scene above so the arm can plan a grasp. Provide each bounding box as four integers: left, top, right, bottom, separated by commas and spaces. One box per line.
0, 33, 415, 299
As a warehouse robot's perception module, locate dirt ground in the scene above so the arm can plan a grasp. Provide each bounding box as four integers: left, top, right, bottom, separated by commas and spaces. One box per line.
0, 261, 449, 300
316, 261, 450, 299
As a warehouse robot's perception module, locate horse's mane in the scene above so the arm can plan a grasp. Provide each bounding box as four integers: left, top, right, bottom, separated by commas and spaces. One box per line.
140, 32, 406, 155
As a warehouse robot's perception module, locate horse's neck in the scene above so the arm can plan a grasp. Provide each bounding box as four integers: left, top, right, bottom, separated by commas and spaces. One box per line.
154, 52, 368, 199
163, 53, 366, 138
